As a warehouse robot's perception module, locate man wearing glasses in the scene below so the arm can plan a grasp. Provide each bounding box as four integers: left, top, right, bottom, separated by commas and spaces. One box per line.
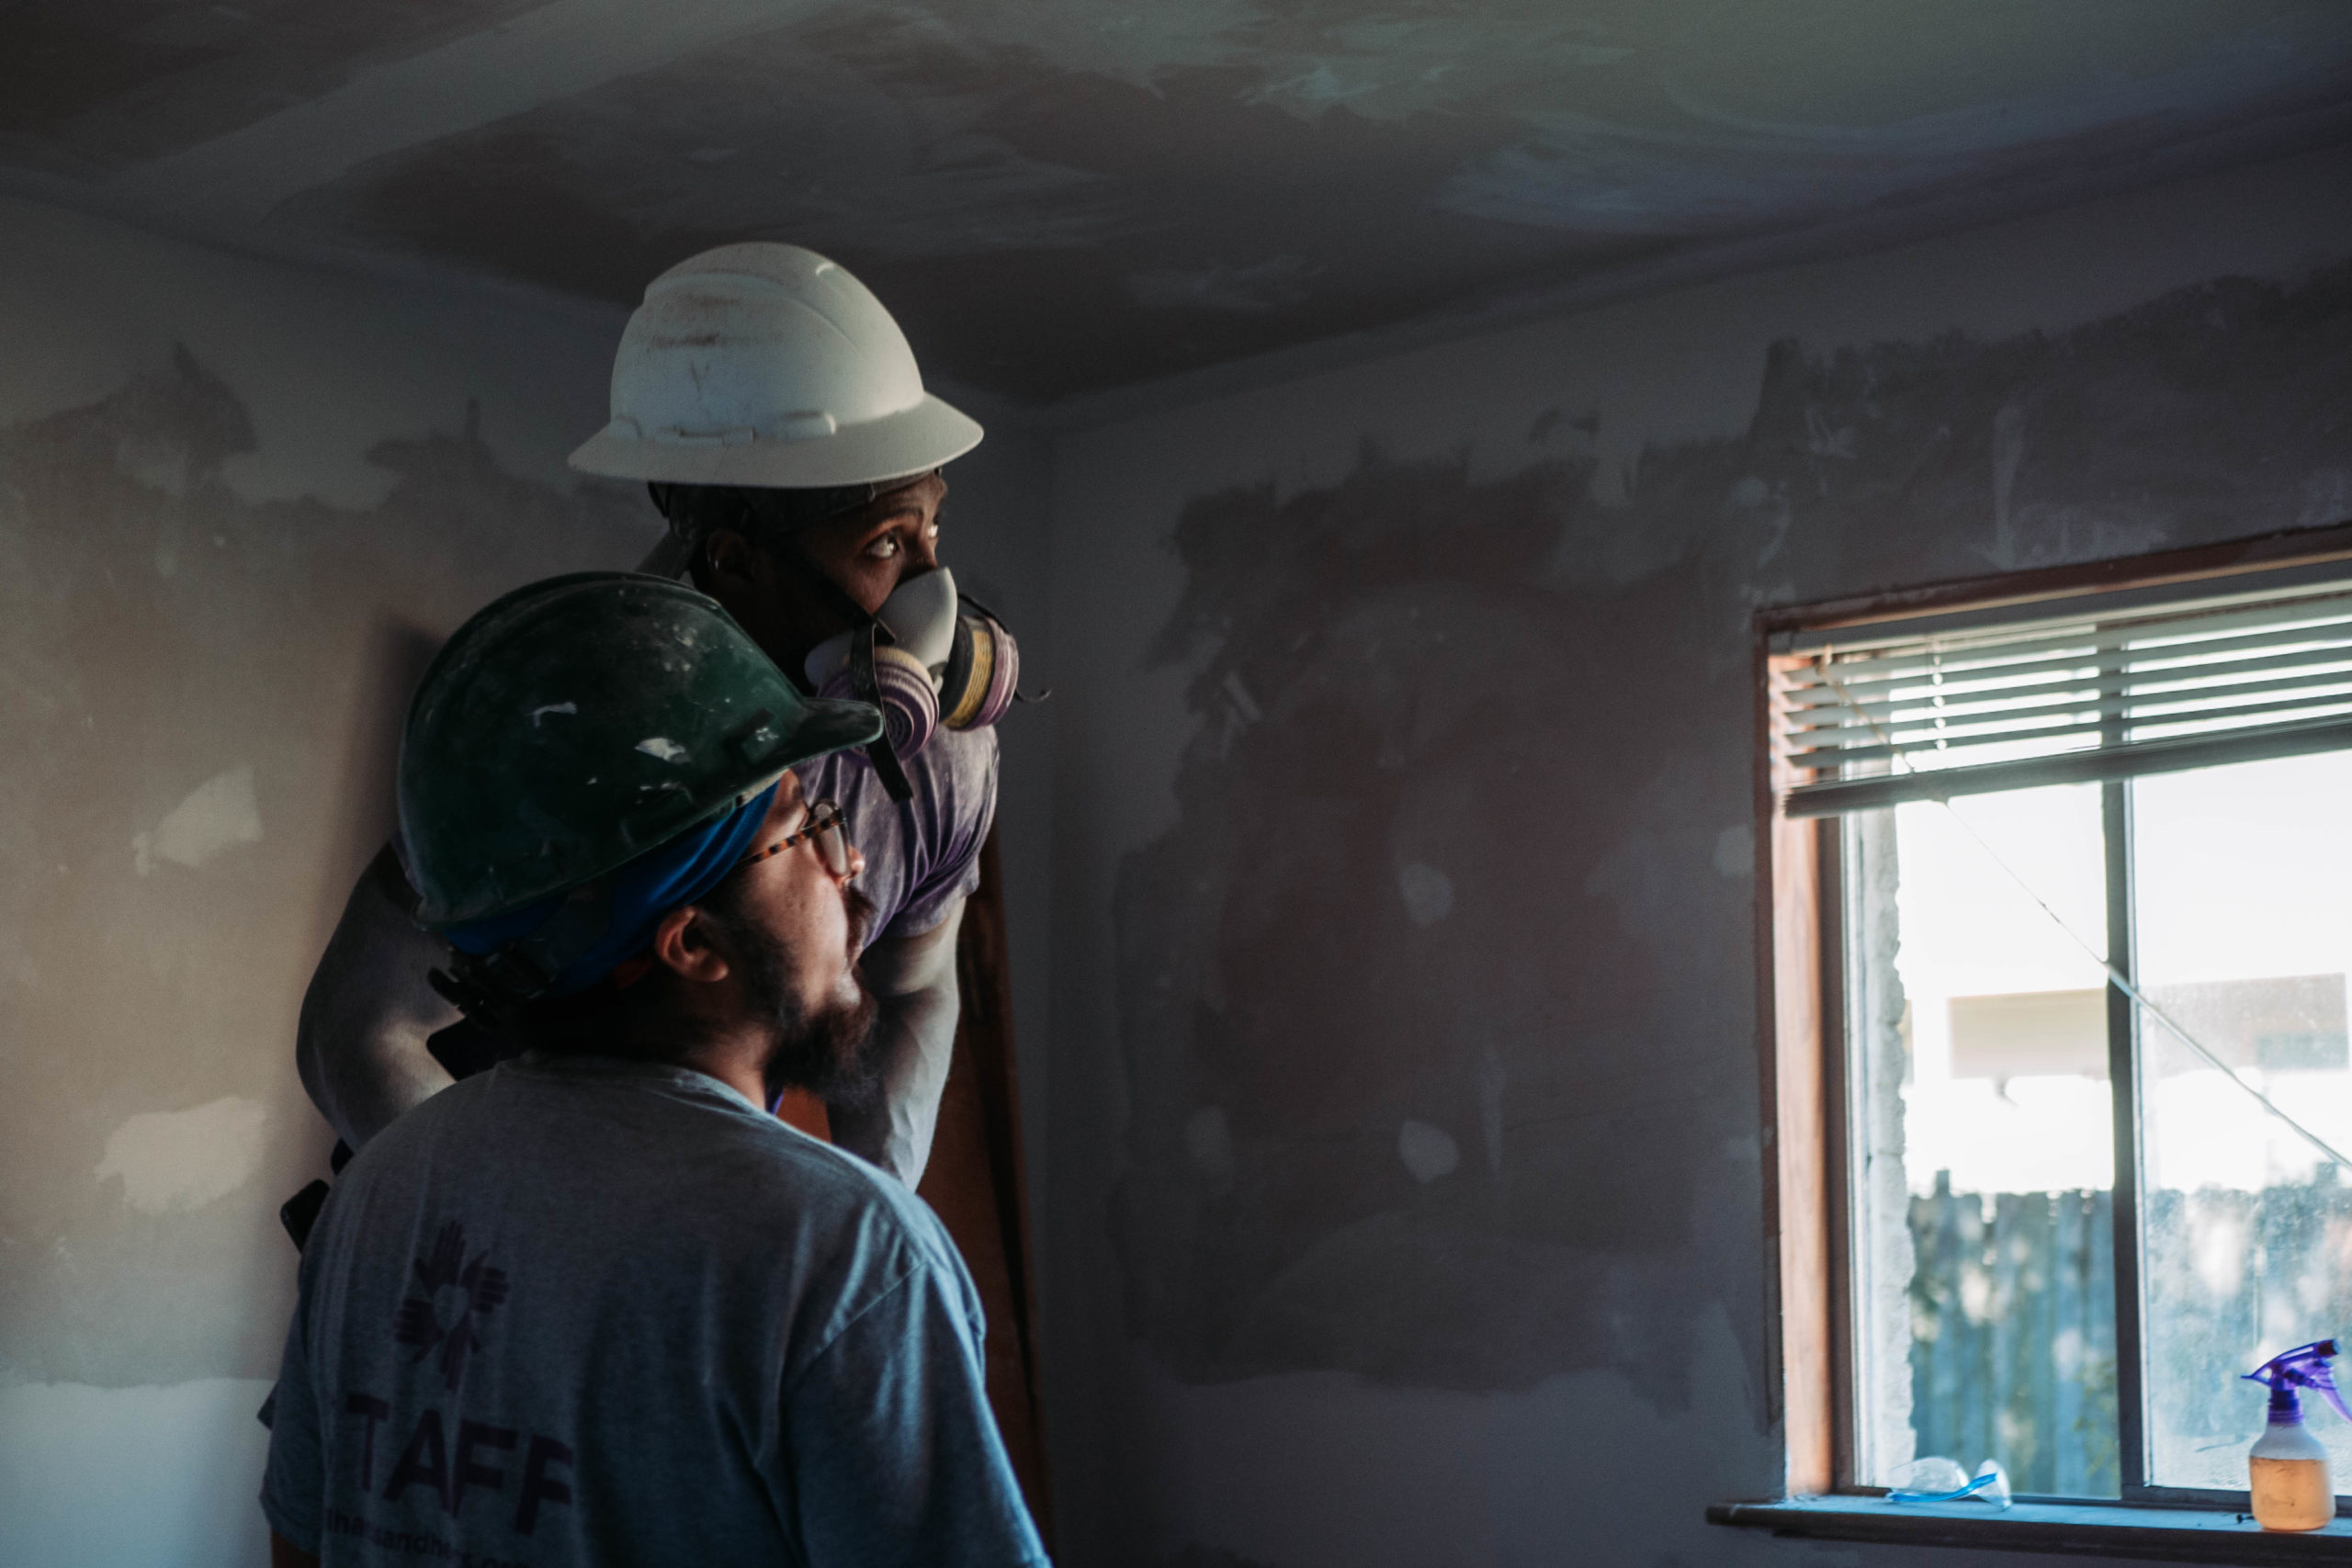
260, 573, 1047, 1566
297, 243, 1009, 1187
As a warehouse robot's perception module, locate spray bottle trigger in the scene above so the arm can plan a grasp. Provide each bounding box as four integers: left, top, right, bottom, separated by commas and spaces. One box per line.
2310, 1361, 2352, 1425
2246, 1339, 2352, 1421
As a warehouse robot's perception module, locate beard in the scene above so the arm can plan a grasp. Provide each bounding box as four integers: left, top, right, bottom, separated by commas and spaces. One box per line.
730, 885, 884, 1111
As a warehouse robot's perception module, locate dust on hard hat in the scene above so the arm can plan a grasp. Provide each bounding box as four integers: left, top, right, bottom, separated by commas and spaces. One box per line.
397, 571, 882, 931
567, 243, 982, 491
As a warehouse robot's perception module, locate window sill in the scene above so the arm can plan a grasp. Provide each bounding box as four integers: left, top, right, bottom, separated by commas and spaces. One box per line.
1709, 1495, 2352, 1563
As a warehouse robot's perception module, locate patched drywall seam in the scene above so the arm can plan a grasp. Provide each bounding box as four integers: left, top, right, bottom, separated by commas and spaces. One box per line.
96, 1097, 270, 1214
132, 766, 263, 875
1108, 259, 2352, 1395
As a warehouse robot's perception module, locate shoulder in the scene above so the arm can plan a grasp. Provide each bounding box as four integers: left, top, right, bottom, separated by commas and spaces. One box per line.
891, 725, 999, 854
798, 724, 997, 836
719, 1124, 974, 1346
797, 728, 998, 942
739, 1121, 954, 1247
915, 720, 999, 784
342, 1062, 494, 1163
608, 1078, 965, 1284
345, 1061, 960, 1281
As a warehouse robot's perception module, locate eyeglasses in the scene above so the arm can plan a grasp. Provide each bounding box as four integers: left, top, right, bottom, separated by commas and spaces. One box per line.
737, 799, 854, 881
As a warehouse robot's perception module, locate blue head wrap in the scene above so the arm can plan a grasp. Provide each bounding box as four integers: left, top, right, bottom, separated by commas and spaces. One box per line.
443, 781, 780, 998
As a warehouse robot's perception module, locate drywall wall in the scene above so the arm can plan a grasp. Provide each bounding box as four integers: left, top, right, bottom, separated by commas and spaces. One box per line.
0, 195, 637, 1568
1038, 139, 2352, 1568
0, 195, 1057, 1565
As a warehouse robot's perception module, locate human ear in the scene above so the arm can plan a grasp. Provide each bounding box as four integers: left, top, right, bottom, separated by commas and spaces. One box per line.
699, 529, 763, 601
650, 905, 732, 986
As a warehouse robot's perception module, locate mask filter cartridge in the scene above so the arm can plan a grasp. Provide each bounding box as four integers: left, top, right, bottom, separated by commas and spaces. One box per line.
941, 612, 1019, 731
818, 643, 937, 761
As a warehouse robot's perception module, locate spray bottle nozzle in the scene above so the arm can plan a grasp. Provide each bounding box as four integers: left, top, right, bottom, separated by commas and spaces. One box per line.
2245, 1339, 2352, 1423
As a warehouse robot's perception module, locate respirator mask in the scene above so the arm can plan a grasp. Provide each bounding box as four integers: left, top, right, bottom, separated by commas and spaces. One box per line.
643, 478, 1027, 805
800, 566, 1020, 761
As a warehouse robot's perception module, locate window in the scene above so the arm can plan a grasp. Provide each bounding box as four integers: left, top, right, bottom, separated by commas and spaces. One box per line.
1765, 541, 2352, 1510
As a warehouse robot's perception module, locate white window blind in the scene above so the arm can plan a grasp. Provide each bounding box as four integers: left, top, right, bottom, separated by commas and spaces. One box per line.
1773, 565, 2352, 818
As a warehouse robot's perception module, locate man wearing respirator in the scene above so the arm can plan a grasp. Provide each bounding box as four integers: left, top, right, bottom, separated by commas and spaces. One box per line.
295, 243, 1017, 1187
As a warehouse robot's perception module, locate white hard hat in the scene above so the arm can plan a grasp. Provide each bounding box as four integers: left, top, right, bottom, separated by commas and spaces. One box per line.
569, 243, 982, 490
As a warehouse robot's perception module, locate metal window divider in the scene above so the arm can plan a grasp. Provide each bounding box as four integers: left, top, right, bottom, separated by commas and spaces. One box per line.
1821, 816, 1858, 1492
2105, 775, 2152, 1501
2103, 769, 2335, 1514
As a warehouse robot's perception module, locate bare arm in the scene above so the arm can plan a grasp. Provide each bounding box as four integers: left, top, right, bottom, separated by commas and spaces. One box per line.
295, 852, 460, 1149
826, 896, 965, 1186
270, 1530, 319, 1568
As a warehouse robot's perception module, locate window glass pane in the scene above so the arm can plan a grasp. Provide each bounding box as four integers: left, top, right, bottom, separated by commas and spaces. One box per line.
1849, 784, 2120, 1495
2132, 750, 2352, 1491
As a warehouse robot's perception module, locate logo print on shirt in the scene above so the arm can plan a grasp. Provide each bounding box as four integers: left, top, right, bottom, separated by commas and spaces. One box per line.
392, 1220, 508, 1392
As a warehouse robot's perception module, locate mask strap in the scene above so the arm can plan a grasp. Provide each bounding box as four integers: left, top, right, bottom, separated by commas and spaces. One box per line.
846, 620, 916, 803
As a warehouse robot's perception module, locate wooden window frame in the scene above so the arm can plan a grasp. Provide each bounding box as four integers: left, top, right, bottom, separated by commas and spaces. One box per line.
1752, 517, 2352, 1506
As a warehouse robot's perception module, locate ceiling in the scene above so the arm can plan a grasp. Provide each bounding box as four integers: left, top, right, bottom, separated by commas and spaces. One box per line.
6, 1, 2351, 405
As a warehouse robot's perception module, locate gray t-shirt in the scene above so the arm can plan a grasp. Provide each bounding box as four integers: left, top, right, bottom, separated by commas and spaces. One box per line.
799, 722, 997, 944
261, 1054, 1047, 1567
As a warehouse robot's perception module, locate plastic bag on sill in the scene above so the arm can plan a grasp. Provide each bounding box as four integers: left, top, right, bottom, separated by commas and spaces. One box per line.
1885, 1457, 2013, 1510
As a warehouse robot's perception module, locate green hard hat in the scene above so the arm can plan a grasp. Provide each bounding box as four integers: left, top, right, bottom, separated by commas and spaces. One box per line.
399, 571, 883, 927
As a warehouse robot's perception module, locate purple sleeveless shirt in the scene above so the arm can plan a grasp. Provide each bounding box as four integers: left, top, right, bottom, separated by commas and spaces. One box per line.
795, 722, 998, 945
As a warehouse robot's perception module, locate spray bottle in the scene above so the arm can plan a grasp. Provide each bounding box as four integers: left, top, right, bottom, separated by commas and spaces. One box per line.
2245, 1339, 2349, 1530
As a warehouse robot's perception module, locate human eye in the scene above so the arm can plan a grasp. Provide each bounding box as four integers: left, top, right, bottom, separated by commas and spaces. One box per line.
862, 534, 900, 560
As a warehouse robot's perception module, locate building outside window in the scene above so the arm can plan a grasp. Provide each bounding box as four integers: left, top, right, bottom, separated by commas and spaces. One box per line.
1766, 544, 2352, 1509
